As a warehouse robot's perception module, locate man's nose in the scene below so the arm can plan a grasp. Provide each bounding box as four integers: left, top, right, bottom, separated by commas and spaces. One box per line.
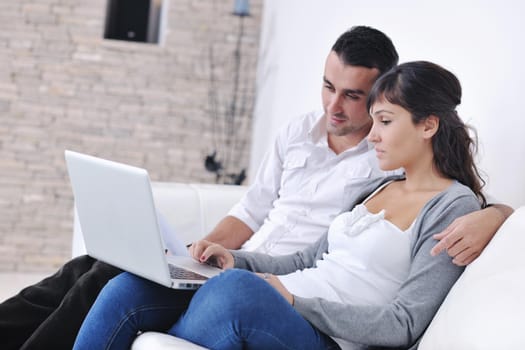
327, 94, 343, 113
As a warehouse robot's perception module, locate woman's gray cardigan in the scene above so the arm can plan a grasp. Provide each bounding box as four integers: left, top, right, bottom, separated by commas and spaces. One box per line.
231, 175, 481, 349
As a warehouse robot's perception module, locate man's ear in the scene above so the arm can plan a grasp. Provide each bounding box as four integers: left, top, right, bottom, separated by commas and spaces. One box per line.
422, 115, 439, 139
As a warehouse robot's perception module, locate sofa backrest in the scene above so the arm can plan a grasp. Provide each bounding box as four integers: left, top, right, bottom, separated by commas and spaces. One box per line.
419, 206, 525, 349
151, 182, 247, 247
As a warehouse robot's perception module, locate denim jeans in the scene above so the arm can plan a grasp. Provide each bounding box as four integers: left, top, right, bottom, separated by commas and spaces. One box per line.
73, 269, 340, 350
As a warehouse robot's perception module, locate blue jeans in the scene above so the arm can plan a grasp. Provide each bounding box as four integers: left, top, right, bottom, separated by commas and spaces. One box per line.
73, 269, 340, 350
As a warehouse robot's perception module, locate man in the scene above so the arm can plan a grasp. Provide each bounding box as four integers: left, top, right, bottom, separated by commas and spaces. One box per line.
0, 26, 511, 350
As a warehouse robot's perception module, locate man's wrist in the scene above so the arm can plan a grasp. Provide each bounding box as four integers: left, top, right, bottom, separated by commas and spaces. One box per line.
486, 204, 513, 222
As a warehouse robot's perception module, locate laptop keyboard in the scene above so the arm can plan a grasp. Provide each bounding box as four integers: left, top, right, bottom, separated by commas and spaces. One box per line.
168, 264, 208, 281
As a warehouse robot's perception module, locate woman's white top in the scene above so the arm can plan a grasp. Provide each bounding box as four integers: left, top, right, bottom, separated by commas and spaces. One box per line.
278, 181, 414, 349
279, 180, 414, 306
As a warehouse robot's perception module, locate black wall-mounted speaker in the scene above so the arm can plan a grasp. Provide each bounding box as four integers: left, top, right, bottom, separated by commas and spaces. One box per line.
104, 0, 151, 43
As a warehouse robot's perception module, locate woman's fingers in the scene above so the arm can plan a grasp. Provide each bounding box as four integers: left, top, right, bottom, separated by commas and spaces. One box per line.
200, 244, 234, 269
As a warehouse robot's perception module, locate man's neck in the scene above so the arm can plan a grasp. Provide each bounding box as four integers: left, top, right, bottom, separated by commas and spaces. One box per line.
327, 132, 367, 155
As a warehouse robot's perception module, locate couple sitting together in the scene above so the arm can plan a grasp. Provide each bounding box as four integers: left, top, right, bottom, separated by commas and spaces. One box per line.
2, 26, 512, 350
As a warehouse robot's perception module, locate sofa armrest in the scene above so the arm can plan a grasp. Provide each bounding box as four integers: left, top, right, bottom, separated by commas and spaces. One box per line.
72, 182, 247, 257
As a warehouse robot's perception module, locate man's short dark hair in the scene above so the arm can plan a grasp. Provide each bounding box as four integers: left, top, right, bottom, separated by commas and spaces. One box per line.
331, 26, 399, 75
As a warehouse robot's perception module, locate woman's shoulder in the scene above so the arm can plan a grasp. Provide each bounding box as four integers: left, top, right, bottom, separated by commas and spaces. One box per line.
424, 180, 481, 219
441, 181, 480, 205
411, 181, 481, 245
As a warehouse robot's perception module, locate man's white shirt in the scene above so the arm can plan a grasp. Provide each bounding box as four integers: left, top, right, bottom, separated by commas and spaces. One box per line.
229, 110, 400, 255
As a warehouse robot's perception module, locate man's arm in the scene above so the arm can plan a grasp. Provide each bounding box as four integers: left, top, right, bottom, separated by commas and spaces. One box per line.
196, 118, 293, 251
189, 216, 254, 261
431, 204, 514, 266
202, 215, 254, 249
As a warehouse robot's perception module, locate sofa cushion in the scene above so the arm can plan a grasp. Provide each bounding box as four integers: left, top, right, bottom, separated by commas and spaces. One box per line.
131, 332, 207, 350
419, 206, 525, 349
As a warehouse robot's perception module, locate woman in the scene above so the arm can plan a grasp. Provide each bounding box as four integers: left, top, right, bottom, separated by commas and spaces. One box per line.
73, 61, 485, 350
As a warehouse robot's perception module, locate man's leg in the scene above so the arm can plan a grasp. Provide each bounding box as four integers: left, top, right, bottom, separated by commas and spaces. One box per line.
19, 258, 122, 350
0, 255, 99, 350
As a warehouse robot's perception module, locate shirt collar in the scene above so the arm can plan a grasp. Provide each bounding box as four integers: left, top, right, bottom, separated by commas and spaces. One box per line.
307, 112, 327, 144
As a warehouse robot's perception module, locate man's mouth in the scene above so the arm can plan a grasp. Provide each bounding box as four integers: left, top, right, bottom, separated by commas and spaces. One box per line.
330, 114, 347, 124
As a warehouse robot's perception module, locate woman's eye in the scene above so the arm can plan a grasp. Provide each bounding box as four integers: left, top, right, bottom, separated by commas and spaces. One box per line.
381, 120, 391, 125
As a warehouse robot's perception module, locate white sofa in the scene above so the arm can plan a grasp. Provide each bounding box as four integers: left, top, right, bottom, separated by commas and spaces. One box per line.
73, 182, 525, 349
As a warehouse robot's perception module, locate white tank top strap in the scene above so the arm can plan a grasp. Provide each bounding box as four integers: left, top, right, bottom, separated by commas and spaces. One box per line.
362, 180, 395, 204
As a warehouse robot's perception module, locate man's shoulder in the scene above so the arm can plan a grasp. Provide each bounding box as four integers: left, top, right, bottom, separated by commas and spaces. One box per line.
282, 110, 323, 130
279, 110, 324, 142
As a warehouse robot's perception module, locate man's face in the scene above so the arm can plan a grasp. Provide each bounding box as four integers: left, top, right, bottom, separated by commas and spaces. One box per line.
322, 51, 380, 139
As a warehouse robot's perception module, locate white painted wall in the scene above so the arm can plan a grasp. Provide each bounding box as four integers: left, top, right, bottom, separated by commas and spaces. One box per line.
250, 0, 525, 208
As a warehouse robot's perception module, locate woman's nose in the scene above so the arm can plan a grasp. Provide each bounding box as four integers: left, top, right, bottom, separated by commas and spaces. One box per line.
367, 124, 379, 143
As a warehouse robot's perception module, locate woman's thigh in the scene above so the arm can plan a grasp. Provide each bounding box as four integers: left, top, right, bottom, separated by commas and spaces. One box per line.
170, 269, 339, 350
73, 272, 195, 350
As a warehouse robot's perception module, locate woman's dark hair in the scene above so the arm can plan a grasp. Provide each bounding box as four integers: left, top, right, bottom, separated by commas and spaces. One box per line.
367, 61, 486, 206
331, 26, 399, 75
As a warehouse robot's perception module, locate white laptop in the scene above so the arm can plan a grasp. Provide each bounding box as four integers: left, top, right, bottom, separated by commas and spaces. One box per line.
65, 150, 222, 290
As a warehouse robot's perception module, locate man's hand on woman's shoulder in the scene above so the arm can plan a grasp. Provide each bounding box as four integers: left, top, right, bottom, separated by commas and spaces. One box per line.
431, 205, 512, 266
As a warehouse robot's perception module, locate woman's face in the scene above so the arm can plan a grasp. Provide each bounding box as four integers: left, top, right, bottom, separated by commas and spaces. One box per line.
368, 99, 432, 171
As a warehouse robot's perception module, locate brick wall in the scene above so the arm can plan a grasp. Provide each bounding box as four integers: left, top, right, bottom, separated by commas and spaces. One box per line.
0, 0, 262, 272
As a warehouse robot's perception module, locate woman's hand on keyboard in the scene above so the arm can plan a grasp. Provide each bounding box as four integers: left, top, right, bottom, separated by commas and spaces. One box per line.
190, 240, 234, 270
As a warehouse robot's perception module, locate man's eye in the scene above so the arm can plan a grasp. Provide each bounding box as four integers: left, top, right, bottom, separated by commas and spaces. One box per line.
346, 94, 359, 100
324, 84, 335, 91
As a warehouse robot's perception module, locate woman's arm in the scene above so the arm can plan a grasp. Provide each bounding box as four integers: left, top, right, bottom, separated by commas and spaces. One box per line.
192, 233, 329, 275
292, 188, 480, 348
231, 233, 328, 275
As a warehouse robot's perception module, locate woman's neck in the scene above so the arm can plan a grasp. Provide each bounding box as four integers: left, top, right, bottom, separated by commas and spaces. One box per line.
402, 157, 452, 193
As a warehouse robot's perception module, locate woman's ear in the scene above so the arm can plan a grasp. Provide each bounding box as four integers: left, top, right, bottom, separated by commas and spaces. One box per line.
422, 115, 439, 139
